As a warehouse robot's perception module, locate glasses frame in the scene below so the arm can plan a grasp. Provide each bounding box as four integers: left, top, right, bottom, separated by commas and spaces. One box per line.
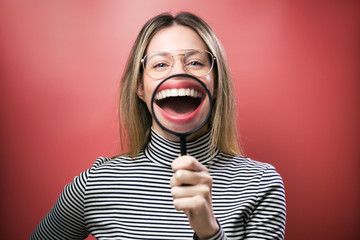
140, 49, 216, 80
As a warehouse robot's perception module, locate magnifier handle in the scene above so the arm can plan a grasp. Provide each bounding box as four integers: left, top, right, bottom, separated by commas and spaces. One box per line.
180, 136, 187, 156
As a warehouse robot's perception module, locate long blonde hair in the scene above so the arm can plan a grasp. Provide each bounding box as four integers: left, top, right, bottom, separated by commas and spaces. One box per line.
118, 12, 242, 157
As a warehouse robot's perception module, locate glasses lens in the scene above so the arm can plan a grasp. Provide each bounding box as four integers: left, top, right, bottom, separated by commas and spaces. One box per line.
183, 50, 213, 77
143, 52, 172, 79
143, 50, 214, 79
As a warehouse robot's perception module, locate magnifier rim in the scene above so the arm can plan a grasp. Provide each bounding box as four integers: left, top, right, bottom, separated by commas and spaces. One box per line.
150, 73, 213, 138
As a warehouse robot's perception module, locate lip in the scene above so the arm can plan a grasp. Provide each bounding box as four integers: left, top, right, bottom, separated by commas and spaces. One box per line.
154, 80, 207, 124
156, 81, 206, 95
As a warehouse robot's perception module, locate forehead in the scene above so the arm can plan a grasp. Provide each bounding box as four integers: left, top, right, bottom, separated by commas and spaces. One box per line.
146, 25, 208, 54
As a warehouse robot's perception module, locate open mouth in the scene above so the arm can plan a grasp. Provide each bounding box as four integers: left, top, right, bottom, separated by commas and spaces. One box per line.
155, 88, 204, 118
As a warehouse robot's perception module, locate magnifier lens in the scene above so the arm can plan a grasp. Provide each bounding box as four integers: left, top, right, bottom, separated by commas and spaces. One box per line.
151, 74, 212, 154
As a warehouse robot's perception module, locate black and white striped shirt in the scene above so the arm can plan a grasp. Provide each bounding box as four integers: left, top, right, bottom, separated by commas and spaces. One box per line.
30, 129, 286, 239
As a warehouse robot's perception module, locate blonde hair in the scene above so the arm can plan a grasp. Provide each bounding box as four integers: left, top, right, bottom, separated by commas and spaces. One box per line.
118, 12, 243, 157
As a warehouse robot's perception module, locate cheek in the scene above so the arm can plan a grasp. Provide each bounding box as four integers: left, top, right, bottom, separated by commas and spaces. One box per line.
141, 76, 152, 98
203, 74, 215, 96
143, 81, 158, 105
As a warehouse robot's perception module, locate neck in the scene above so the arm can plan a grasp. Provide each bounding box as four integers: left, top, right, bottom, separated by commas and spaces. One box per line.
145, 127, 218, 168
151, 122, 209, 142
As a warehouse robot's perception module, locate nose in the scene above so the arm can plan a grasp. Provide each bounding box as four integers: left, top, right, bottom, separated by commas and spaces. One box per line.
170, 55, 187, 75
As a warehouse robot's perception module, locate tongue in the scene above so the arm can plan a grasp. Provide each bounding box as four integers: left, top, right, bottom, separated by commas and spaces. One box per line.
160, 97, 199, 117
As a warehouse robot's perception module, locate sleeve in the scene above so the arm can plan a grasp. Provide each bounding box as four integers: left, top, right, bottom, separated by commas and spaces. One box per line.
29, 157, 110, 240
193, 219, 228, 240
244, 166, 286, 239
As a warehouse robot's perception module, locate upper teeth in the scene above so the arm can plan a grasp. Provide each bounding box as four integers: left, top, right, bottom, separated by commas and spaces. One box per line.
156, 88, 203, 100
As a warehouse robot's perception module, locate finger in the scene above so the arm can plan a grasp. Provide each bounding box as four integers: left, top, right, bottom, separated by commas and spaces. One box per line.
173, 195, 208, 212
170, 170, 212, 187
171, 184, 211, 199
172, 155, 208, 172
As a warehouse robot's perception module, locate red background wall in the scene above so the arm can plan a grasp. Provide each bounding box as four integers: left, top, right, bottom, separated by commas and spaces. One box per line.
0, 1, 359, 239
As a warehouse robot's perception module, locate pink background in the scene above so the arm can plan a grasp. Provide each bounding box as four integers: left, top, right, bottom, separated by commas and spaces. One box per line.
0, 0, 359, 239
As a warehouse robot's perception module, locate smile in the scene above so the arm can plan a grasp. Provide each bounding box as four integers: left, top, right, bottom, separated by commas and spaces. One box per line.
155, 88, 203, 100
154, 81, 207, 122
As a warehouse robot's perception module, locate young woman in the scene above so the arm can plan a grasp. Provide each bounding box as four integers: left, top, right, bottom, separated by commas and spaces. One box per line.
31, 12, 286, 240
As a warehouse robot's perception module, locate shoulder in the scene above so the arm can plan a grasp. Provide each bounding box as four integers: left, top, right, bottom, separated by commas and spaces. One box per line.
213, 151, 284, 187
76, 155, 128, 180
85, 153, 148, 175
213, 151, 286, 199
214, 151, 276, 174
91, 156, 112, 168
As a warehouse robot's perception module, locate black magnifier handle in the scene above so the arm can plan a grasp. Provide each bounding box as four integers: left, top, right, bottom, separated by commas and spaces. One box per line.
180, 136, 187, 156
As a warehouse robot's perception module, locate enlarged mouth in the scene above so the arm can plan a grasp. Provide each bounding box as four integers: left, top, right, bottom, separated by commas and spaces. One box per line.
155, 88, 204, 117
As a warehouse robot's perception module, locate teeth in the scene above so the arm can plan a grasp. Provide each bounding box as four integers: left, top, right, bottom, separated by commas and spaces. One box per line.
170, 89, 177, 96
179, 88, 186, 96
156, 88, 203, 100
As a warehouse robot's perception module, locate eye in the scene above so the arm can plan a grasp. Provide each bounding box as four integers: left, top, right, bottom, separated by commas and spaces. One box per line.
188, 61, 203, 66
153, 62, 169, 69
186, 59, 204, 68
146, 52, 172, 71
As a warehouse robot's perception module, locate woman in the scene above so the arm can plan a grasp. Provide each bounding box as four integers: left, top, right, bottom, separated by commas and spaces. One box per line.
31, 12, 286, 239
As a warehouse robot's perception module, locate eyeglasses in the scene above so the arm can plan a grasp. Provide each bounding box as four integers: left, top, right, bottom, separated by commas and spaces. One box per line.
141, 49, 216, 79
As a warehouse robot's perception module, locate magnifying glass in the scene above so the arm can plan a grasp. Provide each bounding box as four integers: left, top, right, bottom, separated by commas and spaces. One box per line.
151, 74, 213, 156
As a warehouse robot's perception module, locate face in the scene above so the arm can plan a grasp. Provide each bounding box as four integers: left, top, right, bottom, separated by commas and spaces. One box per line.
137, 25, 215, 141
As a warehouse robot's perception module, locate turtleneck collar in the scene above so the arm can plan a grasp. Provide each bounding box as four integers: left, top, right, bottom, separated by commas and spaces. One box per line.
144, 128, 219, 168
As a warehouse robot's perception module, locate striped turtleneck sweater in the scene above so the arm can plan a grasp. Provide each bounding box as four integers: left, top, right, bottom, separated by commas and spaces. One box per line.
30, 129, 286, 239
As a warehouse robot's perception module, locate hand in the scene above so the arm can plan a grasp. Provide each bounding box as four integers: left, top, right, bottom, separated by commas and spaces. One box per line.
170, 155, 219, 239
